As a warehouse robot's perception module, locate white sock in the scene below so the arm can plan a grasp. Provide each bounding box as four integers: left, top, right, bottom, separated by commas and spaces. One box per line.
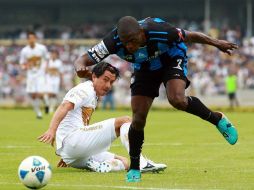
120, 122, 147, 167
120, 122, 131, 152
49, 97, 57, 113
31, 98, 42, 117
139, 154, 147, 169
43, 94, 49, 107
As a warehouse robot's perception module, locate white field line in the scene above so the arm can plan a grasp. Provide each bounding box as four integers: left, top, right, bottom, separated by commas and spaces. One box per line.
0, 182, 224, 190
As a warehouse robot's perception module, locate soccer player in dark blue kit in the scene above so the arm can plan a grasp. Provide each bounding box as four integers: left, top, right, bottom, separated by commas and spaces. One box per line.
74, 16, 238, 182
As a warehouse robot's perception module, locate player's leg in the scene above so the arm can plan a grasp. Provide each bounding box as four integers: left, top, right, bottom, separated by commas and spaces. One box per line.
56, 118, 120, 169
120, 122, 167, 173
231, 92, 239, 108
126, 95, 153, 182
26, 75, 42, 118
43, 93, 50, 114
49, 93, 58, 113
114, 116, 132, 136
127, 70, 161, 182
129, 96, 153, 167
41, 77, 50, 114
88, 152, 128, 172
164, 56, 237, 145
30, 93, 43, 119
49, 76, 61, 113
234, 93, 240, 107
228, 93, 234, 108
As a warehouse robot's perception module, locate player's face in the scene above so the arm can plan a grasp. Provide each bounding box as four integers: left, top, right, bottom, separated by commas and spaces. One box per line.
28, 34, 36, 46
120, 31, 144, 54
51, 52, 58, 60
93, 70, 116, 96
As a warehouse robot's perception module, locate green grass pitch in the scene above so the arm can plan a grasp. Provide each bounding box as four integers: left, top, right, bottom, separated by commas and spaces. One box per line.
0, 109, 253, 190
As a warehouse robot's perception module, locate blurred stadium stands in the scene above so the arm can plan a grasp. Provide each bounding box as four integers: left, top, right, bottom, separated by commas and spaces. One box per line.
0, 0, 254, 107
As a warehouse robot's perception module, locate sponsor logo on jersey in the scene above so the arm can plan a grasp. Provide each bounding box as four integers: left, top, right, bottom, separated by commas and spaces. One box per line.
138, 52, 146, 58
146, 51, 161, 61
80, 124, 103, 131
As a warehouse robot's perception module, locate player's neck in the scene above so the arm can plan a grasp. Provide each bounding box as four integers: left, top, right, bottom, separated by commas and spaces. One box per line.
29, 43, 35, 48
140, 30, 147, 47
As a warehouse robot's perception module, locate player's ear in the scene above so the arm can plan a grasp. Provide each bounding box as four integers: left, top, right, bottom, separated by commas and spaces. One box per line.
140, 28, 146, 39
91, 73, 96, 82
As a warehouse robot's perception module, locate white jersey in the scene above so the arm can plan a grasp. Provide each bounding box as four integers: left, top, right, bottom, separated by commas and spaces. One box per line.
56, 80, 98, 150
19, 43, 48, 76
47, 59, 63, 75
45, 59, 63, 94
19, 43, 49, 93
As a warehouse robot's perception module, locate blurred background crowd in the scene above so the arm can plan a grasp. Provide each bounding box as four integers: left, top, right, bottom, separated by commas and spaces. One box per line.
0, 0, 254, 107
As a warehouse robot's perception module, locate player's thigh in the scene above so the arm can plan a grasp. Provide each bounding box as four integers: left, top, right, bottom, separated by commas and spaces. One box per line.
36, 74, 47, 93
62, 118, 117, 158
161, 55, 189, 86
91, 152, 115, 163
26, 75, 37, 93
130, 70, 163, 98
47, 76, 60, 94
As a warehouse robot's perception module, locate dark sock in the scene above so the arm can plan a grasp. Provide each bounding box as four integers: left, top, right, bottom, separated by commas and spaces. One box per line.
185, 96, 221, 126
128, 124, 144, 170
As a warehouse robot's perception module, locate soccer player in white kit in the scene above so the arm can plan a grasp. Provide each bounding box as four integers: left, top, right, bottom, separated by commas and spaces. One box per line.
45, 49, 63, 113
38, 62, 166, 173
19, 31, 49, 119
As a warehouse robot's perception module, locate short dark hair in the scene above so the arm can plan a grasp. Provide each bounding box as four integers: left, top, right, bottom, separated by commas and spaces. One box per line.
51, 49, 59, 56
92, 62, 120, 79
27, 31, 36, 37
117, 16, 140, 38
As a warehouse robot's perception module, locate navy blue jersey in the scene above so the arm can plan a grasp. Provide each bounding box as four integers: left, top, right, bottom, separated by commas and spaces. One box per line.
87, 17, 188, 71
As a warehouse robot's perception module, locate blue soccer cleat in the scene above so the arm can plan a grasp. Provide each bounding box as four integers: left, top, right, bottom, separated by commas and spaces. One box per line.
126, 169, 141, 182
216, 112, 238, 145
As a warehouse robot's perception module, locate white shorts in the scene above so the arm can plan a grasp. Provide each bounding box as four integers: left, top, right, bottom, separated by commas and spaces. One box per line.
45, 75, 61, 94
56, 118, 117, 165
26, 72, 46, 94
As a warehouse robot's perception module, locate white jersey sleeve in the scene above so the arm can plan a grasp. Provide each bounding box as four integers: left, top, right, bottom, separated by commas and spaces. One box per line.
41, 44, 49, 61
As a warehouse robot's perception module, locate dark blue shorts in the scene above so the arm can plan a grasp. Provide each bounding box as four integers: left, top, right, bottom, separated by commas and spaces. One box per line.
130, 54, 190, 98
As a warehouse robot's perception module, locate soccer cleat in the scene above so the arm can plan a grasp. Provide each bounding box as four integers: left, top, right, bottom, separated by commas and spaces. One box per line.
126, 169, 141, 182
85, 159, 111, 173
36, 115, 42, 119
141, 159, 167, 173
216, 112, 238, 145
96, 161, 111, 173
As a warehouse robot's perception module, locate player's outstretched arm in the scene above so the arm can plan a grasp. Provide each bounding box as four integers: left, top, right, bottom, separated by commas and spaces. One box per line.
184, 30, 238, 55
74, 53, 95, 78
37, 101, 74, 146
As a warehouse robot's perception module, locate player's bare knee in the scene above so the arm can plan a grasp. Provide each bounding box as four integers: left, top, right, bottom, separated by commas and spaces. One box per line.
168, 94, 187, 110
114, 116, 132, 136
115, 116, 131, 126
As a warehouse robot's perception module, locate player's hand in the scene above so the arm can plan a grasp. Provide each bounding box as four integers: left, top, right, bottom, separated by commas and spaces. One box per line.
74, 56, 93, 78
216, 40, 238, 55
57, 159, 69, 167
37, 129, 55, 147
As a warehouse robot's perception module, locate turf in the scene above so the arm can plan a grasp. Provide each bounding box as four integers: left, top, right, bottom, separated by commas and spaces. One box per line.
0, 109, 253, 190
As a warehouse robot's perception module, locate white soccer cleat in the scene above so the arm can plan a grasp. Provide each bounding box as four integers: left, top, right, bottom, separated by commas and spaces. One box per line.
85, 159, 111, 173
96, 161, 112, 173
140, 159, 167, 173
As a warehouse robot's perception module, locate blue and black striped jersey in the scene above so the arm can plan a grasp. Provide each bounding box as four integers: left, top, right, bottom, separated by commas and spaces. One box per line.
88, 17, 188, 71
